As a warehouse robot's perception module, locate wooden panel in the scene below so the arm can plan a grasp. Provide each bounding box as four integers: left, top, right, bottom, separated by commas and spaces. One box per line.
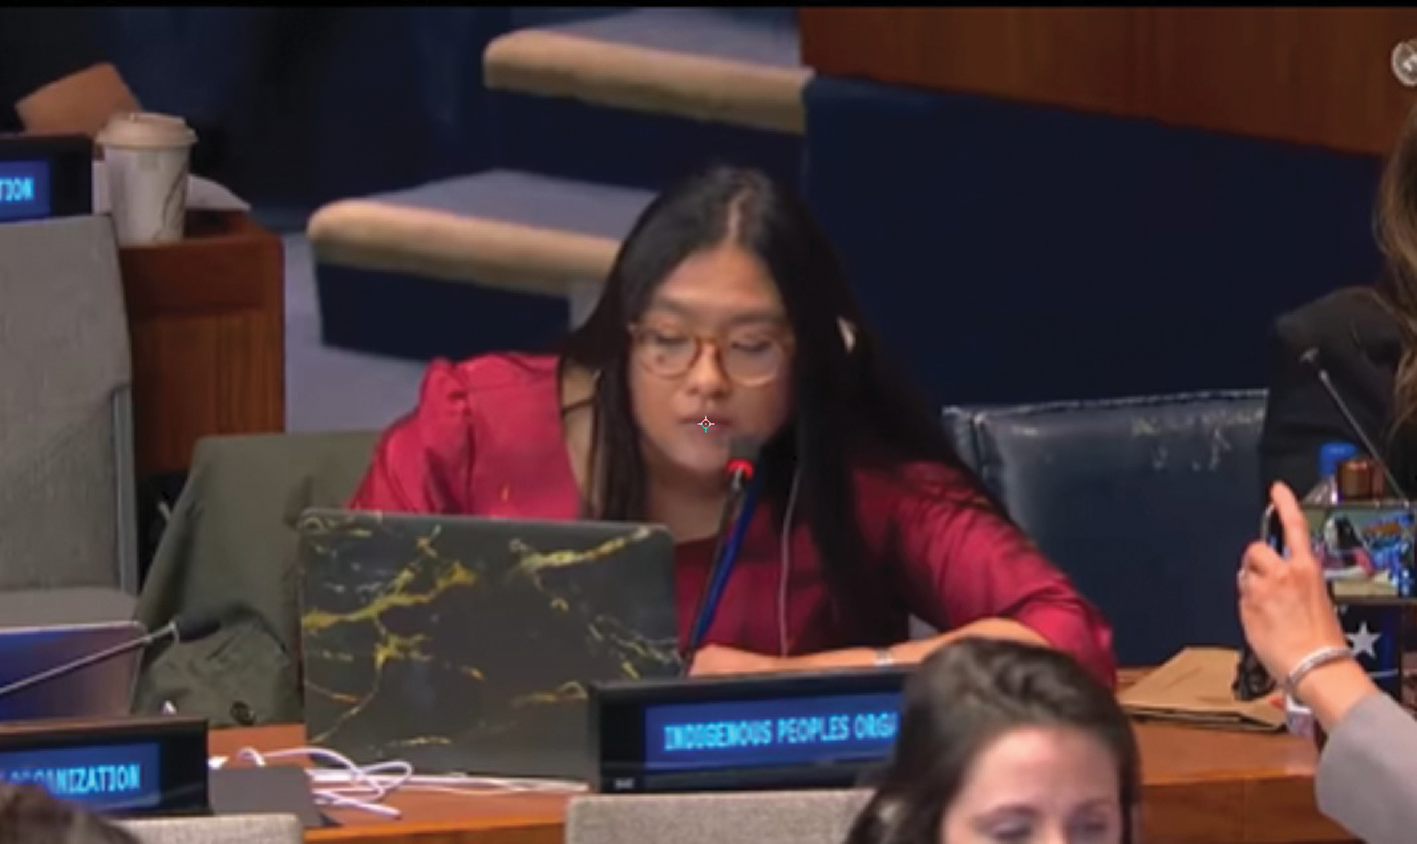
799, 8, 1417, 156
119, 210, 286, 477
1141, 778, 1244, 842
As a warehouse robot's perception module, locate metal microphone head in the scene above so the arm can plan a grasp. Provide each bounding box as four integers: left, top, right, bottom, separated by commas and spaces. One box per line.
1395, 40, 1417, 88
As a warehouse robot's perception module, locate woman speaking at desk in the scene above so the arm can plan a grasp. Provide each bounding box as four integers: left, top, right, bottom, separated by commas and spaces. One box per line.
349, 165, 1115, 686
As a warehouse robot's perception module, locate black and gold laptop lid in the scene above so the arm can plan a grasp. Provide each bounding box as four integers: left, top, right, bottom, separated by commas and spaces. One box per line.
296, 508, 680, 780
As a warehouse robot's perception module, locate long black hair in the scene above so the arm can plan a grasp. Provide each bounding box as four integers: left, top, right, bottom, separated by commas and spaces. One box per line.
844, 638, 1141, 844
560, 164, 1003, 636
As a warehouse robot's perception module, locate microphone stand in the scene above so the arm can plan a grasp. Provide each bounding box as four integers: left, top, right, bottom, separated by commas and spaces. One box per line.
1305, 355, 1411, 503
681, 472, 764, 671
0, 620, 179, 702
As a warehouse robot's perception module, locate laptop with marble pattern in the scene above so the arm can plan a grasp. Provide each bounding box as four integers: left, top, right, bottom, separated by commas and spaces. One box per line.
296, 508, 679, 780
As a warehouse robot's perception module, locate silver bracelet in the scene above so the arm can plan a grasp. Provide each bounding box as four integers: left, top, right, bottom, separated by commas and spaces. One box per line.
873, 647, 895, 667
1284, 646, 1354, 700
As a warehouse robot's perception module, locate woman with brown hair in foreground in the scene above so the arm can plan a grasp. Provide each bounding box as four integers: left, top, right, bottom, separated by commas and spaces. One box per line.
843, 638, 1140, 844
0, 782, 137, 844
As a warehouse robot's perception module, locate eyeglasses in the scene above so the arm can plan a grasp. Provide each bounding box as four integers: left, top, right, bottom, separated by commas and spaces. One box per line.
628, 322, 792, 387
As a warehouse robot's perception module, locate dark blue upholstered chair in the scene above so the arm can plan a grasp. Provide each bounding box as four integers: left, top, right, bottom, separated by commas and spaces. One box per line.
943, 390, 1267, 667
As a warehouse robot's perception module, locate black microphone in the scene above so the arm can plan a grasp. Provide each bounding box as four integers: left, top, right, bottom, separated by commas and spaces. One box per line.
0, 609, 226, 702
1300, 347, 1411, 502
724, 439, 757, 497
682, 436, 763, 669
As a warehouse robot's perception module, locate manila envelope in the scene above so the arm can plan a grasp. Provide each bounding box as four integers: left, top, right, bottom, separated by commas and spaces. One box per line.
1118, 647, 1286, 732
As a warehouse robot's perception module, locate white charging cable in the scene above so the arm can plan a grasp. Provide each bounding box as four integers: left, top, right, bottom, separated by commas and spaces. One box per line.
231, 746, 408, 818
219, 745, 587, 819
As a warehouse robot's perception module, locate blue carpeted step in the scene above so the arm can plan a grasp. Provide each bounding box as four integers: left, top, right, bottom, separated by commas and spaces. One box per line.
485, 7, 807, 192
108, 8, 520, 220
309, 169, 655, 362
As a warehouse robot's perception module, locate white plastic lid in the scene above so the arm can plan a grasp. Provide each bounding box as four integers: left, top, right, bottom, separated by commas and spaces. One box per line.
97, 112, 197, 150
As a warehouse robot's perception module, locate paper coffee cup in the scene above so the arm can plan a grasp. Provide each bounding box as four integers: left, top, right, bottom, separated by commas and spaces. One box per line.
96, 112, 197, 247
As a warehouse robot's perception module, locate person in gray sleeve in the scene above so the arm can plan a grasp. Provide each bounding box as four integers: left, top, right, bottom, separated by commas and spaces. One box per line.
1239, 481, 1417, 844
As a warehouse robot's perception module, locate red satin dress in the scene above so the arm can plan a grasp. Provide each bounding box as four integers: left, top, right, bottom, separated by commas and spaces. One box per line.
349, 353, 1117, 688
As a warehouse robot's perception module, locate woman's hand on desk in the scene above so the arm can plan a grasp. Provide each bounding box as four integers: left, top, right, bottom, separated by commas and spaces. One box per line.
687, 644, 785, 677
687, 619, 1047, 677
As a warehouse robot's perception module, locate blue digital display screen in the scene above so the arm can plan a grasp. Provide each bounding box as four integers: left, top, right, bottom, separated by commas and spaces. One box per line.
643, 692, 902, 771
0, 159, 51, 222
0, 743, 162, 810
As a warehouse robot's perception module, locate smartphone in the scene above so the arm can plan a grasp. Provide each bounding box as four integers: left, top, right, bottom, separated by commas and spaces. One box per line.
1263, 504, 1286, 556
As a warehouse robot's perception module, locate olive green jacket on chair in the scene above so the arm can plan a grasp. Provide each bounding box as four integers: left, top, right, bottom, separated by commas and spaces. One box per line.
132, 431, 379, 727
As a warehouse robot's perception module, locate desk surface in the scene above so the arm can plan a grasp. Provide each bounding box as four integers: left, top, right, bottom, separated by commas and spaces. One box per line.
210, 718, 1354, 844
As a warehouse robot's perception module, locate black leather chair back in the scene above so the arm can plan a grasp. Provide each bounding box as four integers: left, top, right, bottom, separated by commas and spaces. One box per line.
943, 390, 1266, 666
